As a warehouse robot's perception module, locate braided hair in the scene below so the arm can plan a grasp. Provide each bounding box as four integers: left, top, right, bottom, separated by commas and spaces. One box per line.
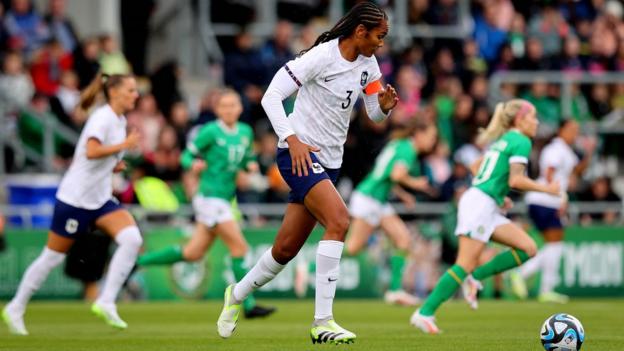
299, 1, 387, 56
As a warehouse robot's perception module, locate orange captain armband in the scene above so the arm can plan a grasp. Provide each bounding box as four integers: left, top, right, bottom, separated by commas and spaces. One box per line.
363, 80, 383, 95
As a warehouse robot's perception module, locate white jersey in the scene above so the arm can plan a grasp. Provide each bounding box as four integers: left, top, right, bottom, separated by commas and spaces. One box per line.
525, 137, 579, 209
279, 38, 382, 168
56, 104, 126, 209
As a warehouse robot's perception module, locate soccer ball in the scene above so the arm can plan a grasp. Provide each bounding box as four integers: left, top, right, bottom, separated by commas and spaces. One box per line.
540, 313, 585, 351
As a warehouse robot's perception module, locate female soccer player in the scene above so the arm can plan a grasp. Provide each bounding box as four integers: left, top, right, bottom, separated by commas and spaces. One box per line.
513, 119, 592, 303
217, 2, 398, 344
410, 99, 560, 334
3, 73, 143, 335
137, 89, 275, 318
346, 121, 436, 306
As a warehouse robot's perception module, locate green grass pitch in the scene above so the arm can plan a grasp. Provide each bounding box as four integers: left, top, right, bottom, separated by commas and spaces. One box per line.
2, 299, 623, 350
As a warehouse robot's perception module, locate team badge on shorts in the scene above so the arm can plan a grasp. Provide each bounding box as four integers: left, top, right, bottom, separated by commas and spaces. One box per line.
360, 71, 369, 86
65, 219, 79, 234
477, 225, 485, 235
311, 163, 325, 174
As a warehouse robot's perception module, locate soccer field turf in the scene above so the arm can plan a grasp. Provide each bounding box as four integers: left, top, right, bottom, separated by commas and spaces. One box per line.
2, 299, 623, 350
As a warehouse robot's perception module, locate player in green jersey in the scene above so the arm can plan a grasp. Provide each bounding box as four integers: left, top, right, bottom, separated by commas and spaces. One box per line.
410, 99, 560, 334
138, 89, 275, 318
346, 121, 436, 305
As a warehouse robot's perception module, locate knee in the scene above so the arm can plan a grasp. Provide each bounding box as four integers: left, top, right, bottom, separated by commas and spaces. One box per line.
271, 244, 297, 265
395, 236, 411, 253
325, 215, 350, 241
183, 246, 204, 262
116, 226, 143, 250
229, 242, 249, 258
523, 241, 538, 258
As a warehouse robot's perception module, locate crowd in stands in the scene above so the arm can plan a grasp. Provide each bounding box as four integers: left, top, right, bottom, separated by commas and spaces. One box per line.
1, 0, 622, 224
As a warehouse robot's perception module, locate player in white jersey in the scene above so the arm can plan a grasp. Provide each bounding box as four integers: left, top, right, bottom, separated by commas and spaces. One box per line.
511, 120, 592, 303
3, 73, 142, 335
217, 2, 398, 344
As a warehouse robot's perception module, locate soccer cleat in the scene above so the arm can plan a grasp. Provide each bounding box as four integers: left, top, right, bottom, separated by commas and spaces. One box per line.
217, 284, 241, 338
410, 309, 440, 334
462, 275, 483, 310
2, 305, 28, 336
310, 320, 356, 344
384, 290, 421, 306
91, 302, 128, 330
538, 291, 570, 304
294, 262, 309, 298
244, 304, 276, 319
510, 271, 528, 300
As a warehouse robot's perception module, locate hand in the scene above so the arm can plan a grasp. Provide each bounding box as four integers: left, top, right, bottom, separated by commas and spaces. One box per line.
401, 194, 417, 210
247, 162, 260, 173
113, 160, 127, 173
191, 159, 207, 174
412, 176, 430, 191
378, 84, 399, 113
501, 197, 514, 211
546, 180, 561, 196
124, 129, 141, 150
286, 135, 320, 177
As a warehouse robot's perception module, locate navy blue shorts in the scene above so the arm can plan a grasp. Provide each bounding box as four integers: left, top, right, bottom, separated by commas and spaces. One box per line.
276, 148, 340, 203
528, 204, 563, 232
50, 199, 123, 238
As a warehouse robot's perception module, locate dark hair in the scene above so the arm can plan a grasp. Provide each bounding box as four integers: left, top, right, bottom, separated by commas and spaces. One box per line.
78, 72, 132, 112
299, 1, 387, 56
390, 119, 434, 140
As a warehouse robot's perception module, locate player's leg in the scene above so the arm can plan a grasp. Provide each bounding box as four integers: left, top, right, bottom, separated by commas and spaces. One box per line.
472, 223, 537, 282
379, 214, 419, 306
538, 228, 568, 303
138, 222, 215, 266
215, 220, 276, 318
3, 231, 73, 335
303, 180, 356, 344
218, 203, 317, 338
93, 208, 143, 329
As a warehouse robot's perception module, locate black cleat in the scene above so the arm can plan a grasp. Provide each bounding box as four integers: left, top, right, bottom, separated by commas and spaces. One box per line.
244, 305, 277, 319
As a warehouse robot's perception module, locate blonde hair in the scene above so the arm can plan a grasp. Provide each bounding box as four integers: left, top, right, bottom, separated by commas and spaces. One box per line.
77, 72, 132, 114
476, 99, 533, 146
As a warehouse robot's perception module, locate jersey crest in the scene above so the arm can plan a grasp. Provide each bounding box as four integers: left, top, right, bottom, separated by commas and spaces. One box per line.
360, 71, 369, 87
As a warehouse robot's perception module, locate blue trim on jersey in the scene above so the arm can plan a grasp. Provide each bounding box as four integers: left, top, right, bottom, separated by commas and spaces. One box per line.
528, 204, 563, 232
276, 148, 340, 203
284, 65, 302, 87
50, 199, 123, 237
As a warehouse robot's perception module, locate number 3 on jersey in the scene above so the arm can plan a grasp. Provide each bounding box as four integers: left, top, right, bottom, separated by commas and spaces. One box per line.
342, 90, 353, 109
473, 150, 500, 185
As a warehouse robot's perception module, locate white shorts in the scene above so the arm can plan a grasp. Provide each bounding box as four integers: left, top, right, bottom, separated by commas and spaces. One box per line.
349, 191, 395, 226
192, 196, 234, 227
455, 187, 510, 242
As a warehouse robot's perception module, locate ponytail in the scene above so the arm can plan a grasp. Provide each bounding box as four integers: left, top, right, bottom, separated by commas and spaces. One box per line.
77, 72, 132, 114
299, 2, 387, 56
476, 99, 533, 146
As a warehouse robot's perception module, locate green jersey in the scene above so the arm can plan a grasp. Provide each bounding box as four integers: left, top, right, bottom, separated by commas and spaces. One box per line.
473, 130, 532, 205
181, 121, 255, 200
356, 139, 419, 203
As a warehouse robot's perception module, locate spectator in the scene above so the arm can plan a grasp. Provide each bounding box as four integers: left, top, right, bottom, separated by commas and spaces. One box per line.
522, 80, 561, 133
0, 49, 34, 113
43, 0, 78, 53
451, 94, 475, 149
72, 37, 99, 89
509, 12, 527, 58
168, 100, 191, 149
425, 0, 459, 25
49, 69, 79, 128
98, 34, 130, 75
527, 5, 570, 57
194, 87, 221, 126
141, 124, 182, 183
126, 93, 165, 153
556, 35, 586, 72
394, 65, 424, 122
120, 0, 154, 76
150, 60, 182, 120
259, 20, 294, 83
588, 83, 612, 119
3, 0, 50, 58
514, 37, 552, 70
461, 39, 487, 80
578, 177, 622, 225
473, 0, 508, 63
29, 38, 72, 96
568, 83, 592, 124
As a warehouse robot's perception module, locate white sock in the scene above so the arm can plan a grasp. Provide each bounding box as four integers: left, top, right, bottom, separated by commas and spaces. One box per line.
232, 248, 285, 303
519, 250, 544, 279
540, 242, 564, 294
8, 247, 66, 314
96, 226, 142, 306
314, 240, 344, 322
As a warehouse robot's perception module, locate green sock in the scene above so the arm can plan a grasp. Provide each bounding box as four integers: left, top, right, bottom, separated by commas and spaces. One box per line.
231, 257, 256, 312
472, 249, 530, 281
137, 245, 184, 266
420, 264, 467, 316
389, 253, 406, 292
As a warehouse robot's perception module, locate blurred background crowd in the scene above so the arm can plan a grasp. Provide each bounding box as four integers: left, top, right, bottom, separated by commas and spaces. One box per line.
1, 0, 623, 224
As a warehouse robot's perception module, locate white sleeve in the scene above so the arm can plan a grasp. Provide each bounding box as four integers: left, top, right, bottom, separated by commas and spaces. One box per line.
362, 92, 389, 123
83, 111, 110, 143
261, 67, 299, 142
541, 145, 560, 169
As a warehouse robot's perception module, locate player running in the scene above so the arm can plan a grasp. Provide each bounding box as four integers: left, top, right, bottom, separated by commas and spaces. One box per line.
511, 119, 592, 303
3, 73, 143, 334
346, 121, 436, 306
217, 2, 398, 344
410, 99, 560, 334
137, 89, 275, 318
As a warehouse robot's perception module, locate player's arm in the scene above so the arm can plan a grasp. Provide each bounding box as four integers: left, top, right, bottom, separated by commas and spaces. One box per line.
469, 156, 483, 176
86, 130, 139, 159
390, 163, 430, 192
362, 81, 398, 122
509, 163, 560, 195
181, 126, 212, 173
392, 185, 416, 209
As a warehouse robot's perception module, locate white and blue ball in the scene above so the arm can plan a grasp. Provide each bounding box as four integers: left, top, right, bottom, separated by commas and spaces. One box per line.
540, 313, 585, 351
